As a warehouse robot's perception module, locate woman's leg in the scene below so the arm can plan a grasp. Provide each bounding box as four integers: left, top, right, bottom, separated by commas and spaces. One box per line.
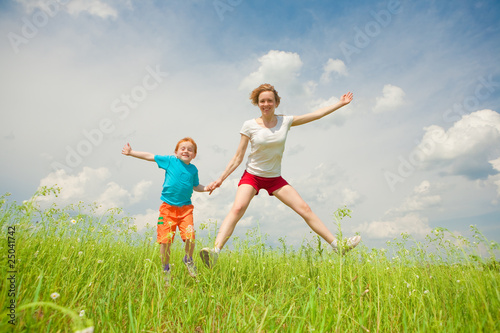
273, 185, 336, 244
214, 184, 257, 249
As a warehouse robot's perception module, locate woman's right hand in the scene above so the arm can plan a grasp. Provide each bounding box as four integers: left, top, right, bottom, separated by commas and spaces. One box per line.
208, 179, 223, 194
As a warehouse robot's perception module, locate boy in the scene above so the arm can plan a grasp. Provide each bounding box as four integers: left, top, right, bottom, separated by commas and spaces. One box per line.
122, 138, 209, 285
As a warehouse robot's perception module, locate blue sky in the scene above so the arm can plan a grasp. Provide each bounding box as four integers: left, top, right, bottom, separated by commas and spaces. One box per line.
1, 0, 500, 253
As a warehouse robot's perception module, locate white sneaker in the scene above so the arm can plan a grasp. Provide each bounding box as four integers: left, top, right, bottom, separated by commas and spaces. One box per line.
334, 235, 361, 255
199, 248, 218, 268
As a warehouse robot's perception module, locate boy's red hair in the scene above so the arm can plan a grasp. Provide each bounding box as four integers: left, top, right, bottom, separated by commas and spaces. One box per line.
175, 137, 197, 154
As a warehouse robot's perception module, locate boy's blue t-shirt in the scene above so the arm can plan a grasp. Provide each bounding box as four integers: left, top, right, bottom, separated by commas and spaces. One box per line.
154, 155, 199, 207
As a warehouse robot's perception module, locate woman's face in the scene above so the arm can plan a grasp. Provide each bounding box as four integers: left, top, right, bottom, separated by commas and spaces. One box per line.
258, 91, 277, 116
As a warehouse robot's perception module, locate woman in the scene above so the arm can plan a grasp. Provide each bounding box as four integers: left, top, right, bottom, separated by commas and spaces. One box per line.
201, 83, 361, 267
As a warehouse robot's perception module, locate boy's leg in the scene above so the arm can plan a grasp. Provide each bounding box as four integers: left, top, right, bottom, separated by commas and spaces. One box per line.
160, 243, 172, 270
178, 205, 197, 277
185, 239, 195, 258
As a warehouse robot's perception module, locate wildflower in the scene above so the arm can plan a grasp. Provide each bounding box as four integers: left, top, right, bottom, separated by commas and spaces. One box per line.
78, 251, 83, 256
50, 292, 60, 300
424, 290, 429, 294
456, 280, 460, 283
79, 310, 85, 317
97, 260, 103, 264
71, 219, 76, 224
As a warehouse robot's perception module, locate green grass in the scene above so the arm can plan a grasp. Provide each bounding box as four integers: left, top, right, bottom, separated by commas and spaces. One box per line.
1, 187, 499, 332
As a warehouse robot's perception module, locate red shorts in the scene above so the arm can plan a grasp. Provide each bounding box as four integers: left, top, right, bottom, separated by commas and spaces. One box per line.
157, 202, 195, 244
238, 170, 289, 196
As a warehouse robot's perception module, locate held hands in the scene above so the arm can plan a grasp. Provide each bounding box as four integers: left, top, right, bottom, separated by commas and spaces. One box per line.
207, 179, 223, 195
339, 92, 353, 106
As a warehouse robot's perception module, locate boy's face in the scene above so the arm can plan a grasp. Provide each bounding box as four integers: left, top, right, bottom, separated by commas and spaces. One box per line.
175, 141, 196, 164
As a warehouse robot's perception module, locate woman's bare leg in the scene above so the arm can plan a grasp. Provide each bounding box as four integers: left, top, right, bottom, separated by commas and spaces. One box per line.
273, 185, 336, 244
214, 184, 257, 249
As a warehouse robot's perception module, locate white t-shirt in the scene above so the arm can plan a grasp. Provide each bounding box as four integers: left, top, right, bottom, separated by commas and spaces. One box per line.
240, 115, 294, 177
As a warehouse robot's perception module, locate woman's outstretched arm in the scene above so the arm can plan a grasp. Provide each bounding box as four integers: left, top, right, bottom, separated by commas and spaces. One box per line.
291, 92, 353, 127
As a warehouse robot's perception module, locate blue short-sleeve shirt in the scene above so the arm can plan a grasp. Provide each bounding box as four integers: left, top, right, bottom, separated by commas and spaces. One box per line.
154, 155, 199, 207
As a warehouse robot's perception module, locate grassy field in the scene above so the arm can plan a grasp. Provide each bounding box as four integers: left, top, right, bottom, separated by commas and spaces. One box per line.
1, 187, 499, 332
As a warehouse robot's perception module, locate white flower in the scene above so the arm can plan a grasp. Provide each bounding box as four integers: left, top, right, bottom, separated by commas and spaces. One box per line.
424, 290, 429, 294
97, 260, 103, 264
50, 292, 60, 300
71, 219, 76, 224
78, 251, 83, 256
79, 310, 85, 317
457, 280, 460, 283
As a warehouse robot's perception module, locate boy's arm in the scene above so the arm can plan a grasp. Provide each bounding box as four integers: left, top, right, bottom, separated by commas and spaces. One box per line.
193, 184, 209, 192
122, 143, 155, 162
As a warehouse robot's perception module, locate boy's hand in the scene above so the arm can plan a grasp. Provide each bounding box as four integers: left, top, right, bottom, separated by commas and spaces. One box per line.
122, 143, 132, 156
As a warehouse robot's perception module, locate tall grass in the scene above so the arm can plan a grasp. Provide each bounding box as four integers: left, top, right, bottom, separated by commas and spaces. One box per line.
1, 187, 499, 332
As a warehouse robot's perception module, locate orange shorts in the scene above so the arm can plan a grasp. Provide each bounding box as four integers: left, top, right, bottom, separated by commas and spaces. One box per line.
157, 202, 195, 244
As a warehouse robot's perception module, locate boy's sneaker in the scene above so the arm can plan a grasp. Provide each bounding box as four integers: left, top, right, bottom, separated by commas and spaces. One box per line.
334, 235, 362, 255
183, 256, 197, 277
164, 269, 171, 287
199, 248, 218, 268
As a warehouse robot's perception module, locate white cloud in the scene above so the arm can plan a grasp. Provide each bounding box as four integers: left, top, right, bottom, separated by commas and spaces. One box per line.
66, 0, 118, 19
239, 50, 303, 94
356, 213, 432, 239
15, 0, 118, 19
487, 157, 500, 202
359, 180, 439, 239
37, 167, 152, 212
417, 109, 500, 179
388, 180, 441, 214
132, 208, 158, 231
341, 188, 361, 206
373, 84, 406, 113
320, 58, 348, 83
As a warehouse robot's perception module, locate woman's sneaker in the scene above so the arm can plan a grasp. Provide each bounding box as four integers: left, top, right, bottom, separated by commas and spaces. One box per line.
199, 248, 218, 268
183, 256, 197, 277
334, 235, 362, 255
